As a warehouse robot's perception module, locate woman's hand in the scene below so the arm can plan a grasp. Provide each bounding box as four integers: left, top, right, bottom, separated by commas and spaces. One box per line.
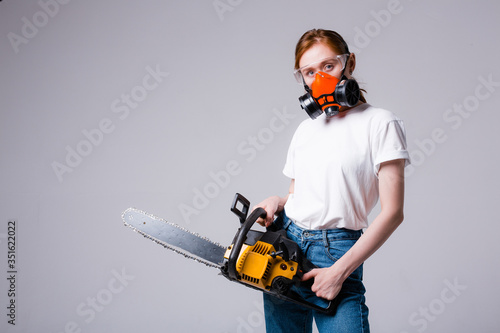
252, 179, 295, 227
253, 196, 281, 227
301, 265, 346, 300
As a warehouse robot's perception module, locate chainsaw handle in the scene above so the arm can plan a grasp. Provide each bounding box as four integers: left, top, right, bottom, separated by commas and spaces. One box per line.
228, 207, 267, 280
230, 193, 250, 224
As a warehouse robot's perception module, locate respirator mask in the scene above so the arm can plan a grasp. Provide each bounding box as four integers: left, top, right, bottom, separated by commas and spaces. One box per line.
294, 54, 360, 119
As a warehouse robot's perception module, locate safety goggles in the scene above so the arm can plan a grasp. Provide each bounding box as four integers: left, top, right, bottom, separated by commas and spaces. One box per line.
293, 54, 350, 84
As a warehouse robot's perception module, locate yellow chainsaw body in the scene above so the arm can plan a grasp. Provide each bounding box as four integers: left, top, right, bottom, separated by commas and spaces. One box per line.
224, 240, 298, 290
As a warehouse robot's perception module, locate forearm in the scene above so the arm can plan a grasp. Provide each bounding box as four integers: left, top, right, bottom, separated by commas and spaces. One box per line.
334, 210, 404, 279
303, 208, 404, 300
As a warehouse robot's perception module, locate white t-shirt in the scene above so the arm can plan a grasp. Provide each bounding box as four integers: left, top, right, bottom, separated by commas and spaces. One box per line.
283, 103, 410, 230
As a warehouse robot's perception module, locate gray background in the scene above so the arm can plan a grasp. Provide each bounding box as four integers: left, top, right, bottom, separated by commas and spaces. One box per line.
1, 0, 499, 332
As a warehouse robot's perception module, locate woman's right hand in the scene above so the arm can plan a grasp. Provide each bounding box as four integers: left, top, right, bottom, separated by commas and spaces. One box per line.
253, 180, 294, 227
253, 196, 282, 227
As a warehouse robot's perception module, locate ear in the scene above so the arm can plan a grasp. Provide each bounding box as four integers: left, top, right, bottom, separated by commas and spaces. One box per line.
347, 53, 356, 76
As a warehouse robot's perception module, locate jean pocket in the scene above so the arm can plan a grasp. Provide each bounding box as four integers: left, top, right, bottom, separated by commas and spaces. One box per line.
324, 238, 356, 262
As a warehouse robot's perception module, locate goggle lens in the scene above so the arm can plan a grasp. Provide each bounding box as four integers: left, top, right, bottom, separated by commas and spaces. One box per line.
293, 54, 349, 84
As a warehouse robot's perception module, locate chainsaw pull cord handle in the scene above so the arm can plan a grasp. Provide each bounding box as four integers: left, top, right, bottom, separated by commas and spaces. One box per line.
228, 207, 267, 280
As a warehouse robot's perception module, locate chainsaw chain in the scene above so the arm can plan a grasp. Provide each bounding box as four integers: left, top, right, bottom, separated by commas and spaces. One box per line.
122, 208, 225, 269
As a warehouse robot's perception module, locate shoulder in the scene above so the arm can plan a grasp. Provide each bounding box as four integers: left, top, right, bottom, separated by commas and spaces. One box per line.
357, 104, 406, 135
360, 104, 403, 123
292, 117, 317, 136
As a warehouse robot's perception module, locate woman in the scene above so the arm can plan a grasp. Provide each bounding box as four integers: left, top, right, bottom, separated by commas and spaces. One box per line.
254, 29, 410, 332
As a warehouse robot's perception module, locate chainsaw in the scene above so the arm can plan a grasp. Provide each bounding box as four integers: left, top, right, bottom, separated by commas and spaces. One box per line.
122, 193, 334, 313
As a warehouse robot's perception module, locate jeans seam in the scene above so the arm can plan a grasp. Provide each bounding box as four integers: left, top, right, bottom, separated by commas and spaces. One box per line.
360, 296, 367, 333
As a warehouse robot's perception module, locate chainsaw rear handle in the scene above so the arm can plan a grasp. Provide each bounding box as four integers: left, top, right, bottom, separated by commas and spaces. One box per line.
227, 207, 267, 280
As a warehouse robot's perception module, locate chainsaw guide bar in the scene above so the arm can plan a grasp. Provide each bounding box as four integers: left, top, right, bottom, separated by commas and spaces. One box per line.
122, 207, 226, 268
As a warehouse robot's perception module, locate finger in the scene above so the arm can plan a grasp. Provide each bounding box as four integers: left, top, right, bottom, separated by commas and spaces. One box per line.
257, 216, 271, 227
320, 288, 339, 301
301, 269, 317, 281
256, 217, 266, 227
265, 217, 274, 228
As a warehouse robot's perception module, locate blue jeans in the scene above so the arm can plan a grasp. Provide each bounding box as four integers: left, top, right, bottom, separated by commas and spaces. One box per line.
263, 211, 369, 333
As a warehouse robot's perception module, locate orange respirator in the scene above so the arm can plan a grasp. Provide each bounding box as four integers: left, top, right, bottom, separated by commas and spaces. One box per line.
298, 72, 360, 119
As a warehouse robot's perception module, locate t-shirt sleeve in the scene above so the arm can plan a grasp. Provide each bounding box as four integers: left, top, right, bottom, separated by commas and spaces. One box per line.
371, 118, 411, 176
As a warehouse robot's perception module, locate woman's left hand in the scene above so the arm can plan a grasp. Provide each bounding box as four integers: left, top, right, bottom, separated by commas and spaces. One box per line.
301, 265, 346, 300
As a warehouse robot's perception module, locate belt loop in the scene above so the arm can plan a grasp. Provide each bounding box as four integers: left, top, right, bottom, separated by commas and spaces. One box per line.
322, 230, 329, 248
281, 210, 292, 230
